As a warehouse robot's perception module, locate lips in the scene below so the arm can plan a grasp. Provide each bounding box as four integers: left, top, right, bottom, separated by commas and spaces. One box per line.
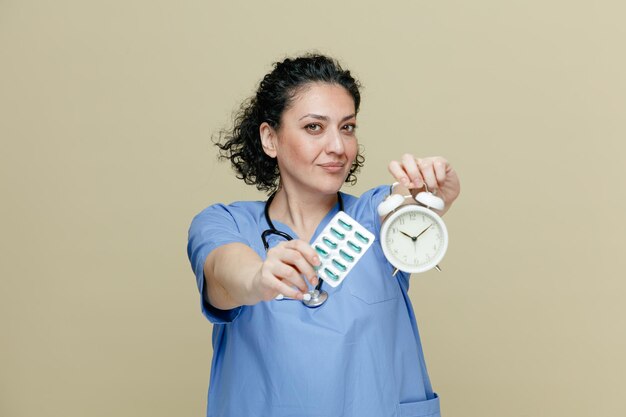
319, 162, 346, 173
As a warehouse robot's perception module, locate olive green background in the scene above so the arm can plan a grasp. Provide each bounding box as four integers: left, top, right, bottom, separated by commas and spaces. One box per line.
1, 1, 624, 416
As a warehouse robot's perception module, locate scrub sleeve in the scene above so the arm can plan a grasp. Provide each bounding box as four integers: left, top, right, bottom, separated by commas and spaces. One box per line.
187, 203, 246, 324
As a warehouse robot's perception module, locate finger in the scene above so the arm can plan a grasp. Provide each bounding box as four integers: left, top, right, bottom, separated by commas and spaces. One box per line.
267, 246, 317, 289
272, 262, 309, 293
433, 158, 448, 186
280, 247, 319, 287
416, 158, 438, 191
388, 160, 413, 187
285, 240, 321, 286
287, 239, 321, 265
271, 278, 305, 301
401, 154, 424, 188
257, 260, 305, 301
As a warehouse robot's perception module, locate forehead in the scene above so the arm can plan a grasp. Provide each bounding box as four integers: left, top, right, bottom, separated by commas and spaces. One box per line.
285, 82, 355, 115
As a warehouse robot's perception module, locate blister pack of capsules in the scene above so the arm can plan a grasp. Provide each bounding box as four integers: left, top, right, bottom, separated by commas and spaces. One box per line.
311, 211, 375, 288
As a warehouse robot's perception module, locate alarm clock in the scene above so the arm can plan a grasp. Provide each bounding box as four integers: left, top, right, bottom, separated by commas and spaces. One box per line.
377, 184, 449, 274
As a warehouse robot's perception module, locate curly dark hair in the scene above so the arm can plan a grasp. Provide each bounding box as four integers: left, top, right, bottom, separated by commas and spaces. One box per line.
214, 53, 365, 194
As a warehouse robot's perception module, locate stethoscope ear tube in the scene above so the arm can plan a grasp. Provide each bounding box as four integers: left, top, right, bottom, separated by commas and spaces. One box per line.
261, 229, 294, 251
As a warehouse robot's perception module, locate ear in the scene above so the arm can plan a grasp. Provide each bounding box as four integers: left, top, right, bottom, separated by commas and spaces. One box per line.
259, 122, 277, 158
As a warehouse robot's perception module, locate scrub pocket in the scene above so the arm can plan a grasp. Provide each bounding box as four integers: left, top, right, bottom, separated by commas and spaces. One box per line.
348, 238, 400, 304
397, 394, 441, 417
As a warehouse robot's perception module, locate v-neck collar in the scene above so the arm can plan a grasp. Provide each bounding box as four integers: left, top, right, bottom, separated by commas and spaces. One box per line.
264, 196, 343, 244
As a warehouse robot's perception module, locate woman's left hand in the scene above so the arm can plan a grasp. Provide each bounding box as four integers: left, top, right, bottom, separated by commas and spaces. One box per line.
388, 155, 461, 215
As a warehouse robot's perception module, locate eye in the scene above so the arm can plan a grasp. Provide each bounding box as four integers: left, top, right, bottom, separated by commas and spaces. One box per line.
342, 123, 357, 134
305, 123, 323, 133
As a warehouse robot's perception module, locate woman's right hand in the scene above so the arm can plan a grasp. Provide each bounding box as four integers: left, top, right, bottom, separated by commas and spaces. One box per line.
252, 240, 321, 301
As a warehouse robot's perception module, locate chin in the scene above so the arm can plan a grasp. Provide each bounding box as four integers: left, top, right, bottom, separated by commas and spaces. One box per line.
314, 179, 346, 195
292, 171, 348, 195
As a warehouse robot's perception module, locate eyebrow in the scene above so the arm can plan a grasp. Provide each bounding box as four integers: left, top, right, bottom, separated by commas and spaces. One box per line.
299, 113, 356, 122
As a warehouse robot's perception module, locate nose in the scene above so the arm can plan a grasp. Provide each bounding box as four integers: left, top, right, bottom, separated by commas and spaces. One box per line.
325, 127, 345, 154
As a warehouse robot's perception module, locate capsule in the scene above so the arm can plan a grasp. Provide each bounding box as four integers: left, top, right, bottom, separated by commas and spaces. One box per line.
323, 237, 338, 249
315, 245, 330, 258
330, 227, 345, 240
339, 249, 354, 262
338, 218, 353, 231
347, 240, 362, 253
355, 231, 370, 244
332, 259, 347, 272
324, 268, 340, 281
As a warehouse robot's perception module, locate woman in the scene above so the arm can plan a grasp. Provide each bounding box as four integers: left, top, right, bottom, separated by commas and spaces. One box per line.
187, 54, 460, 417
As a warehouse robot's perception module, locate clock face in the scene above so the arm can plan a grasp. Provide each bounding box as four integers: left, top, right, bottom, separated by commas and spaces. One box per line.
380, 205, 448, 273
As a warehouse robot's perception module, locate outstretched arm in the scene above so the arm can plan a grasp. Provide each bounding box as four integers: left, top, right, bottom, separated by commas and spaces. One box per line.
203, 240, 320, 310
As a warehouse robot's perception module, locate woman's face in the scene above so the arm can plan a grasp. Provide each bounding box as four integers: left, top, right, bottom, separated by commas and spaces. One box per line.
262, 82, 359, 196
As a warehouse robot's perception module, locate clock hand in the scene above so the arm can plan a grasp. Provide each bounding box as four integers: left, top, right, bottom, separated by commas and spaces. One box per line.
399, 230, 416, 241
414, 224, 433, 240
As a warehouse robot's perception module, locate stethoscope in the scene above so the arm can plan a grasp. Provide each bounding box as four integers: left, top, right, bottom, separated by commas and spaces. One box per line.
262, 192, 344, 308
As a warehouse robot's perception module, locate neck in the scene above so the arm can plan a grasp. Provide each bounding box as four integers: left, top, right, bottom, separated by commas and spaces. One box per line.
269, 188, 339, 242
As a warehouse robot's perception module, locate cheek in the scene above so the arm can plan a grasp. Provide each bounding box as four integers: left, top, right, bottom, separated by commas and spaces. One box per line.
346, 139, 359, 160
279, 141, 316, 165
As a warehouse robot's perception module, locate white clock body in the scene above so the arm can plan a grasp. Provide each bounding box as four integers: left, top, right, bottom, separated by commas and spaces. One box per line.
379, 204, 448, 273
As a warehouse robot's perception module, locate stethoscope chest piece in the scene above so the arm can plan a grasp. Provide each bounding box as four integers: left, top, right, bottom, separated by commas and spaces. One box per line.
302, 289, 328, 308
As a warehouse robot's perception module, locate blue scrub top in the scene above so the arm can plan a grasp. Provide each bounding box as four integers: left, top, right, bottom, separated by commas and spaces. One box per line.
187, 185, 441, 417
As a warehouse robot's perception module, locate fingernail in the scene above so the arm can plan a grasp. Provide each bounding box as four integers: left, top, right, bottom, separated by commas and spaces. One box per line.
402, 178, 410, 186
